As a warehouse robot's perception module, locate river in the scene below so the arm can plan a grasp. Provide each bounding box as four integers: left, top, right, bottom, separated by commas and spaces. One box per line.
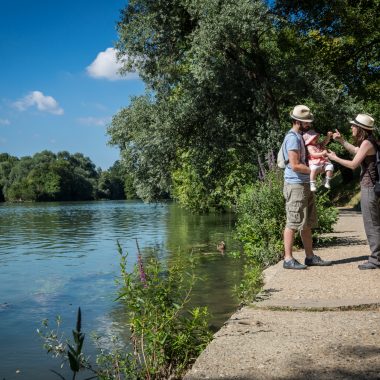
0, 200, 242, 379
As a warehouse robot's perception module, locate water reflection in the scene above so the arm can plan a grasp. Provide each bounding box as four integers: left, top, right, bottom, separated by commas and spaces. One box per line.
0, 201, 242, 380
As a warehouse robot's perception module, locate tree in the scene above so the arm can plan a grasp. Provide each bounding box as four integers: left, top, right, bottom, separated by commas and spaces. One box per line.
0, 154, 18, 201
111, 0, 364, 211
273, 0, 380, 113
2, 151, 101, 202
97, 161, 130, 200
111, 0, 284, 210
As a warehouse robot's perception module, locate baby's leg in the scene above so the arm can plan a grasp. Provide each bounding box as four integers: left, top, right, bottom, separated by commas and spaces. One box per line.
324, 163, 334, 189
310, 169, 318, 191
310, 169, 318, 181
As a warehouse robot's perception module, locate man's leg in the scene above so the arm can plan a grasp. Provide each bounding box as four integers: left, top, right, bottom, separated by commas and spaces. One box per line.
284, 227, 295, 261
302, 227, 332, 266
300, 227, 313, 258
283, 227, 307, 269
283, 183, 308, 269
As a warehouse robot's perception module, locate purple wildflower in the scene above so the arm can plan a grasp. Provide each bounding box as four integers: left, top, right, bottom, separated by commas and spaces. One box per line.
258, 156, 265, 181
271, 150, 276, 168
266, 151, 275, 169
135, 239, 147, 287
138, 255, 147, 287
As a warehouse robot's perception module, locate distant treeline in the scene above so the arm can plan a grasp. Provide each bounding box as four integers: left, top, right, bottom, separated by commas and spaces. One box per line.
0, 151, 138, 202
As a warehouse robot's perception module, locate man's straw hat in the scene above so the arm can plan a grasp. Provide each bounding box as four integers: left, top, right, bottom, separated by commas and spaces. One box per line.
290, 105, 314, 123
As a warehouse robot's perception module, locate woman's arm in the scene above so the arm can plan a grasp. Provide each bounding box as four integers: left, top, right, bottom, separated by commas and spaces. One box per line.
333, 129, 359, 155
327, 140, 373, 170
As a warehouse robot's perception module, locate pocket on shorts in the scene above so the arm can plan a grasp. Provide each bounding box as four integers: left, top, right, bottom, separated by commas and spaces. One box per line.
287, 204, 302, 224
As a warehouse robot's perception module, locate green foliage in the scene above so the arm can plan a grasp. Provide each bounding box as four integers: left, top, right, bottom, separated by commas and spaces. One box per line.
111, 0, 283, 207
37, 312, 95, 380
273, 0, 380, 107
97, 161, 133, 200
109, 0, 366, 211
117, 242, 212, 379
171, 152, 210, 213
37, 316, 66, 360
94, 339, 139, 380
67, 308, 86, 375
108, 96, 174, 201
123, 173, 138, 200
1, 151, 97, 202
234, 262, 264, 305
39, 244, 212, 379
235, 168, 286, 267
315, 186, 340, 235
172, 148, 256, 212
0, 151, 136, 202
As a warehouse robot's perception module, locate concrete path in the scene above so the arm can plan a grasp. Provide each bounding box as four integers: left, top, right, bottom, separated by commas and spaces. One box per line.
184, 209, 380, 380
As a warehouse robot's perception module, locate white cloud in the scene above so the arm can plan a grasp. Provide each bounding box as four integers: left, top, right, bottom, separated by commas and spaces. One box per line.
86, 47, 139, 81
0, 119, 10, 125
13, 91, 64, 115
77, 116, 111, 127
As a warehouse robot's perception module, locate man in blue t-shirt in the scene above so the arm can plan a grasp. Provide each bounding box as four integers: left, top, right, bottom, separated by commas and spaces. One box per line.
282, 105, 332, 269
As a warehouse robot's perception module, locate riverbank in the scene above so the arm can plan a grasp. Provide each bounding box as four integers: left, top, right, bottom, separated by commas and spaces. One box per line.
184, 208, 380, 379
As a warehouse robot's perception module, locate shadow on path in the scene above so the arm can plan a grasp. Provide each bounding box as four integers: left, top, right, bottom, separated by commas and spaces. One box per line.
331, 255, 368, 265
317, 235, 367, 247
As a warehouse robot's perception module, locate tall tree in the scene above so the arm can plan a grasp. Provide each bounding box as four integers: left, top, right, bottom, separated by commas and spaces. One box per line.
273, 0, 380, 111
2, 151, 101, 202
110, 0, 361, 210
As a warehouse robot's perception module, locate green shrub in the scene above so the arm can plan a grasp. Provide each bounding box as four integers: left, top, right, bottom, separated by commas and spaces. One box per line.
315, 189, 339, 234
234, 262, 264, 304
116, 242, 212, 379
235, 169, 285, 267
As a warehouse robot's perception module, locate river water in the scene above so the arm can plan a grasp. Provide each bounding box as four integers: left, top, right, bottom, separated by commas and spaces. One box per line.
0, 200, 242, 379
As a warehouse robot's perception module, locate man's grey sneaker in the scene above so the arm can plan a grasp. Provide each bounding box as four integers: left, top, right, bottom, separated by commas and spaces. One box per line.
283, 258, 307, 270
358, 261, 380, 270
305, 255, 332, 266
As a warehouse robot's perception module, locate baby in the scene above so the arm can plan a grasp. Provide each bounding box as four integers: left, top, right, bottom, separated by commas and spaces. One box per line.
303, 130, 334, 192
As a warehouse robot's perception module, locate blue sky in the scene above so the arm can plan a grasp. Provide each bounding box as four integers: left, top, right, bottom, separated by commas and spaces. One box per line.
0, 0, 145, 169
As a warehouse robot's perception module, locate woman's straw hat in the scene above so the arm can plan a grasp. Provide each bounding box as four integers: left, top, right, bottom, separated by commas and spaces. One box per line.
350, 114, 375, 131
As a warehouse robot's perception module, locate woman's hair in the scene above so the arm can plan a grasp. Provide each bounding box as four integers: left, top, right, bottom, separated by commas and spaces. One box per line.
354, 127, 372, 146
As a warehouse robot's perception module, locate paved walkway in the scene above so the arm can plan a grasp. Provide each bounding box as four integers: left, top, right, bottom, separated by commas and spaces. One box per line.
184, 209, 380, 380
